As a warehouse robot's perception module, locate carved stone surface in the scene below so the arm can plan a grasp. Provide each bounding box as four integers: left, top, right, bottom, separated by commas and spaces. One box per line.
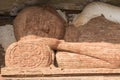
13, 6, 66, 40
0, 75, 4, 80
56, 52, 117, 69
2, 67, 120, 76
77, 16, 120, 43
20, 35, 61, 50
57, 42, 120, 68
5, 39, 54, 69
0, 45, 5, 68
65, 16, 120, 43
64, 25, 79, 42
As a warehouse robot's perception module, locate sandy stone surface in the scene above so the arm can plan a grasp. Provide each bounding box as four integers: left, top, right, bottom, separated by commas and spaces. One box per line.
57, 42, 120, 68
0, 45, 5, 68
5, 39, 54, 69
20, 35, 61, 50
0, 75, 4, 80
14, 6, 66, 40
56, 51, 116, 69
65, 16, 120, 43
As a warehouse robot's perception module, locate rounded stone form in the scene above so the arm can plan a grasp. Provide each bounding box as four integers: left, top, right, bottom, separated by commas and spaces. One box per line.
56, 52, 117, 69
13, 6, 66, 40
5, 40, 53, 69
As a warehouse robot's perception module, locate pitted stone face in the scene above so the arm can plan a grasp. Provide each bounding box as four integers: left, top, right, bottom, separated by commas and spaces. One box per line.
13, 6, 66, 40
0, 45, 5, 68
5, 40, 53, 69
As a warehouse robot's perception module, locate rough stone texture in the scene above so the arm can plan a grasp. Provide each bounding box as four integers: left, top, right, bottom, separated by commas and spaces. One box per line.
20, 35, 61, 50
2, 76, 120, 80
0, 17, 13, 26
78, 16, 120, 43
0, 25, 16, 50
0, 75, 4, 80
0, 45, 5, 68
65, 16, 120, 43
56, 51, 116, 69
57, 42, 120, 68
5, 39, 54, 69
13, 6, 66, 40
1, 0, 120, 15
64, 25, 79, 42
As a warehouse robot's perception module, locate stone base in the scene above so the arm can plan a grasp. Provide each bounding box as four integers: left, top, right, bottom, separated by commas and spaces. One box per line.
1, 67, 120, 76
1, 67, 120, 80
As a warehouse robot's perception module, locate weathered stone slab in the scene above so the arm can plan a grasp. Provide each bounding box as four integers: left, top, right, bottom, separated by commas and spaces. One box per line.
1, 67, 120, 76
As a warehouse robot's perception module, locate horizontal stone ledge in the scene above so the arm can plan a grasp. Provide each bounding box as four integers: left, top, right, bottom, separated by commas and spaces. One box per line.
1, 67, 120, 77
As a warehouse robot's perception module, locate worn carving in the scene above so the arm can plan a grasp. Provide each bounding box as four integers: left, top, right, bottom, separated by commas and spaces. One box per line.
57, 42, 120, 68
13, 6, 66, 40
56, 52, 116, 69
65, 16, 120, 43
0, 45, 5, 68
64, 25, 79, 42
5, 38, 54, 69
20, 35, 61, 49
